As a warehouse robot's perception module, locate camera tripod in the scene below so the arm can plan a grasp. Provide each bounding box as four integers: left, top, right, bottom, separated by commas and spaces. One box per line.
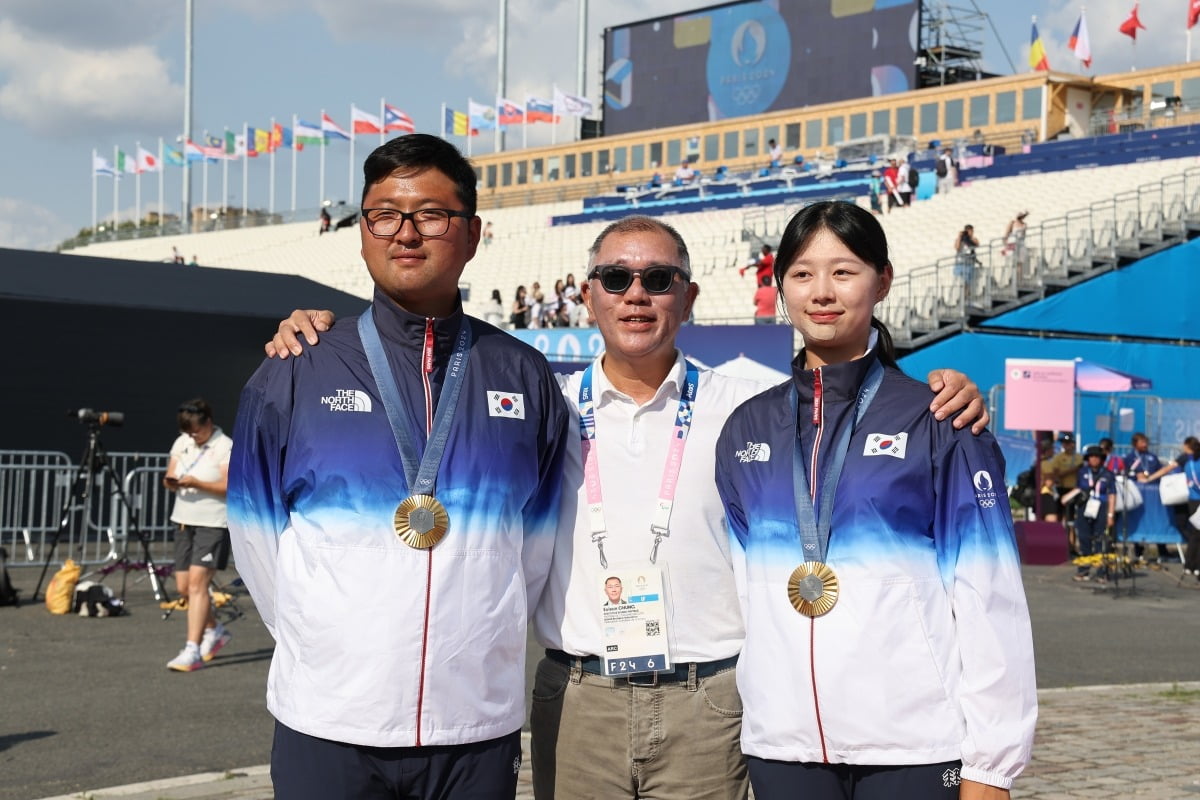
31, 422, 171, 604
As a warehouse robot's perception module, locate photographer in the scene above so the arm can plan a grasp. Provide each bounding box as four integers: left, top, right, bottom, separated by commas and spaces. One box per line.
163, 398, 233, 672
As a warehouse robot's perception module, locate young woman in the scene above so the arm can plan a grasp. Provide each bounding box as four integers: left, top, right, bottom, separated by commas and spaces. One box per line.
510, 285, 530, 329
1142, 436, 1200, 577
715, 201, 1036, 800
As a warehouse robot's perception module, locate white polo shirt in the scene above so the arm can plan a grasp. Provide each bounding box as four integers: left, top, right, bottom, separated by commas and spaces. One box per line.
168, 427, 233, 528
533, 352, 769, 662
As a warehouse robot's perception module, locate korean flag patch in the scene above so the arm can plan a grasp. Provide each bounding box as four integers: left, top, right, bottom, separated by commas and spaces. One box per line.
864, 432, 907, 459
489, 391, 525, 420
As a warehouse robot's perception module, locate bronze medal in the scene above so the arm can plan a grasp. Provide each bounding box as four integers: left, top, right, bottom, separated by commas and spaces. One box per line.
394, 495, 450, 549
787, 562, 840, 617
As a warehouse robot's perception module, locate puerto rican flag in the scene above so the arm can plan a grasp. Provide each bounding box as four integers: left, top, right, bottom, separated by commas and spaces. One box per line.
384, 104, 415, 134
351, 105, 382, 135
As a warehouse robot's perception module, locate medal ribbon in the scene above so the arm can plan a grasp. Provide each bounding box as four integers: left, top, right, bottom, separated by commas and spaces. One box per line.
358, 308, 473, 496
578, 360, 700, 567
790, 360, 884, 565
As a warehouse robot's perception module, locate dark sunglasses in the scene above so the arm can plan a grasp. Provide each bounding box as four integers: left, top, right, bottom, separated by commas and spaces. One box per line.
588, 264, 689, 295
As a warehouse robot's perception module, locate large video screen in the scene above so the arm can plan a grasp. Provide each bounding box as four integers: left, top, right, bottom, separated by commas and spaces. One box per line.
603, 0, 920, 136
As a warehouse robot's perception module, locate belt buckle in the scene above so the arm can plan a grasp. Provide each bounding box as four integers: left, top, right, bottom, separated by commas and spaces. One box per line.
626, 670, 659, 687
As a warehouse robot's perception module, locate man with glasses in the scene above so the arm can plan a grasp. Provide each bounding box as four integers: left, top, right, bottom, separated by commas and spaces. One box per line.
266, 213, 988, 800
228, 134, 570, 800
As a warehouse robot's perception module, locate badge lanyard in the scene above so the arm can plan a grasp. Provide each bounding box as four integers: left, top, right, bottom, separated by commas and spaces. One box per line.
578, 361, 699, 567
178, 441, 212, 478
358, 309, 473, 496
789, 361, 884, 565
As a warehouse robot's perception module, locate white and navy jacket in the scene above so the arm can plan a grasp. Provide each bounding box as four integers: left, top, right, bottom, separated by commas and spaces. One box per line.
715, 351, 1037, 789
228, 290, 569, 748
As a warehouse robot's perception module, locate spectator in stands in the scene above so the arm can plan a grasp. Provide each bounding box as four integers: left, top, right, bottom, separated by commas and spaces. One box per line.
896, 158, 913, 207
767, 138, 783, 169
1003, 211, 1030, 279
882, 159, 902, 211
753, 274, 777, 324
163, 398, 234, 672
674, 161, 696, 185
172, 246, 186, 264
530, 289, 545, 329
953, 224, 981, 303
510, 285, 530, 329
188, 254, 199, 267
936, 146, 956, 194
318, 207, 331, 235
561, 272, 579, 304
483, 220, 494, 246
1142, 436, 1200, 579
739, 244, 775, 285
868, 170, 883, 215
484, 288, 505, 327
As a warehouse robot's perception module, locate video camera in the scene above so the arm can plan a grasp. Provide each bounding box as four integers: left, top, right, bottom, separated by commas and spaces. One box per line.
69, 408, 125, 427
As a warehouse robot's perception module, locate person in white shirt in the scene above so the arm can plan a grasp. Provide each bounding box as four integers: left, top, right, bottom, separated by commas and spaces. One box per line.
163, 398, 234, 672
263, 217, 989, 800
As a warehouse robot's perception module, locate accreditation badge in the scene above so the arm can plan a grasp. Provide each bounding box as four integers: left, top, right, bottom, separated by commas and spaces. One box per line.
599, 565, 672, 677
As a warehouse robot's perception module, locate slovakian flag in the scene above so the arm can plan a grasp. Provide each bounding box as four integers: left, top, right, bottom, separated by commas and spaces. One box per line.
443, 107, 470, 136
1119, 3, 1146, 39
351, 105, 382, 135
384, 104, 415, 134
136, 146, 159, 173
1028, 19, 1049, 71
322, 112, 350, 141
1069, 9, 1092, 68
525, 96, 559, 124
1191, 0, 1200, 30
497, 97, 524, 127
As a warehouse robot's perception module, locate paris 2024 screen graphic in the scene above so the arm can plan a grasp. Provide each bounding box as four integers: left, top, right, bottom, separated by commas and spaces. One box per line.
603, 0, 918, 136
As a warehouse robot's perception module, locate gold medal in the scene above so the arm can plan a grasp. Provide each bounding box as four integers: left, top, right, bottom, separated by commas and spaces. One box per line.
787, 562, 840, 617
394, 495, 450, 549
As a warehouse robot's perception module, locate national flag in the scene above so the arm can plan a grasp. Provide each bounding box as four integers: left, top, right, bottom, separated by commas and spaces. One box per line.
468, 99, 496, 131
295, 119, 324, 151
553, 86, 594, 117
165, 148, 185, 167
1191, 0, 1200, 30
1069, 10, 1092, 68
202, 135, 224, 161
234, 133, 247, 157
116, 149, 138, 174
321, 112, 350, 141
276, 124, 292, 150
136, 145, 159, 173
1119, 4, 1146, 39
225, 130, 237, 156
443, 107, 469, 136
525, 96, 559, 124
93, 155, 116, 177
184, 140, 205, 162
384, 104, 415, 133
246, 127, 259, 157
1028, 20, 1049, 71
497, 97, 524, 127
254, 127, 270, 154
351, 105, 382, 135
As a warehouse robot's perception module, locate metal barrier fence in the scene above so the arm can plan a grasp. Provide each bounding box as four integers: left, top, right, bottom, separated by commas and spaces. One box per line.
0, 449, 173, 569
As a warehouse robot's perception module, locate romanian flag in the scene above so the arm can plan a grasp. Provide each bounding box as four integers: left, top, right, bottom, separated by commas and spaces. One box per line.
1029, 19, 1049, 71
443, 106, 469, 137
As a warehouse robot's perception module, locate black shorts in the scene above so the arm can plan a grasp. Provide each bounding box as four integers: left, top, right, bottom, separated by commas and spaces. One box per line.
174, 525, 231, 571
748, 758, 964, 800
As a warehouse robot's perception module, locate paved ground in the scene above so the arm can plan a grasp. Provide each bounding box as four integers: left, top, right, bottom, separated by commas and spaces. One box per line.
3, 560, 1198, 800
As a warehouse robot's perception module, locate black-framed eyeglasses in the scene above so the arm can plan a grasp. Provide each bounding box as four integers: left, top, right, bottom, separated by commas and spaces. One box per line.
588, 264, 689, 295
361, 208, 473, 238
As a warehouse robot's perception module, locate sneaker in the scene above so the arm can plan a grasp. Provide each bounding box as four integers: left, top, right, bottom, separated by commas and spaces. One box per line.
200, 624, 232, 662
167, 644, 205, 672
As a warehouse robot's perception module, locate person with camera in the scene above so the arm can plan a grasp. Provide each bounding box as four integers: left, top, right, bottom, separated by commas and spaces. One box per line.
164, 398, 233, 672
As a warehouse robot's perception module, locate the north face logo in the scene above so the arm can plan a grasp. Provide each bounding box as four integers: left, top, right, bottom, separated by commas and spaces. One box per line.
320, 389, 373, 412
735, 442, 771, 463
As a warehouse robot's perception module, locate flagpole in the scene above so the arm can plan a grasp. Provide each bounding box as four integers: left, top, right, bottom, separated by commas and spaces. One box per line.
112, 144, 119, 234
348, 105, 355, 207
291, 113, 298, 216
1188, 30, 1192, 63
497, 0, 507, 154
242, 122, 249, 218
201, 129, 210, 222
319, 109, 327, 208
467, 98, 474, 157
222, 127, 230, 216
158, 137, 164, 228
441, 103, 447, 139
380, 97, 386, 147
551, 85, 559, 146
135, 140, 142, 228
269, 116, 277, 215
91, 149, 98, 235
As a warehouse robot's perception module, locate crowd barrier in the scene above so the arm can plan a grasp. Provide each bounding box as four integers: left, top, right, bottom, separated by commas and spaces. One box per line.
0, 449, 173, 570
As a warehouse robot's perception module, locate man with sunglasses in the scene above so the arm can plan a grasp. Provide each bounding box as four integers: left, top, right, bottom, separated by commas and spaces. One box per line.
266, 214, 989, 800
228, 134, 570, 800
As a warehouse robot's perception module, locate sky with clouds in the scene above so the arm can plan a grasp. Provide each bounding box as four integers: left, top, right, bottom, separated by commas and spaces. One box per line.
0, 0, 1187, 251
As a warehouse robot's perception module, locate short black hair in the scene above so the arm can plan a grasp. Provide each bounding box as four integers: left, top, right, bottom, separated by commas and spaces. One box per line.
177, 398, 212, 432
361, 134, 477, 215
